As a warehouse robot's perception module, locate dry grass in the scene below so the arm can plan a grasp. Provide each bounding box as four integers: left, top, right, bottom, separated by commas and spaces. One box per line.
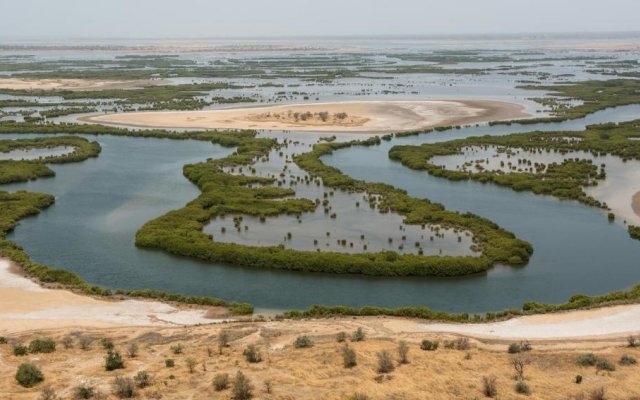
1, 320, 639, 400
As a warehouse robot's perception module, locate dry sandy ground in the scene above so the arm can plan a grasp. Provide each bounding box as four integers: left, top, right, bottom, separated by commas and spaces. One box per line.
1, 318, 640, 400
0, 78, 163, 91
85, 100, 529, 133
0, 259, 222, 334
633, 191, 640, 218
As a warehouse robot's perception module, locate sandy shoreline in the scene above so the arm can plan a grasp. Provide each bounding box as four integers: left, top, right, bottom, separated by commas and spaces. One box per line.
85, 99, 529, 133
2, 258, 640, 341
0, 77, 163, 91
633, 191, 640, 218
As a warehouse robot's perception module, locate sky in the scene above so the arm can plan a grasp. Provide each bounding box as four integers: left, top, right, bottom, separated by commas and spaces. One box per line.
2, 0, 640, 39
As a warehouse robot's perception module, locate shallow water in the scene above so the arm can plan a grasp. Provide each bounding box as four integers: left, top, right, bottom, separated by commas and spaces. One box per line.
2, 105, 640, 313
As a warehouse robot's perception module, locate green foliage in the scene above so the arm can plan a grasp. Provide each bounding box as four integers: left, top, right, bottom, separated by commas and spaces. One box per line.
15, 363, 44, 387
293, 335, 314, 348
620, 354, 637, 366
351, 327, 365, 342
165, 358, 174, 368
13, 343, 28, 356
105, 349, 125, 371
243, 345, 262, 363
420, 340, 439, 351
341, 345, 357, 368
28, 338, 56, 354
629, 225, 640, 240
232, 371, 253, 400
101, 338, 115, 350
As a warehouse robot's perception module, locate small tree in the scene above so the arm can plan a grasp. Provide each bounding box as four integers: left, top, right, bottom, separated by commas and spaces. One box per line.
213, 373, 229, 391
113, 376, 135, 399
376, 350, 395, 373
397, 341, 409, 364
232, 371, 253, 400
16, 363, 44, 388
341, 345, 357, 368
512, 357, 530, 381
243, 345, 262, 363
105, 349, 125, 371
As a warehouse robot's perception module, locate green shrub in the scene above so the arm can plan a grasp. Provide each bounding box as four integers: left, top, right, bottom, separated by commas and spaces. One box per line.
420, 340, 439, 351
213, 373, 229, 391
29, 338, 56, 354
595, 358, 615, 372
293, 335, 314, 348
515, 380, 530, 395
0, 336, 7, 344
134, 371, 151, 388
15, 363, 44, 388
165, 358, 174, 368
73, 385, 96, 399
577, 353, 598, 366
13, 344, 28, 356
101, 338, 114, 350
105, 349, 125, 371
170, 344, 183, 354
482, 376, 497, 398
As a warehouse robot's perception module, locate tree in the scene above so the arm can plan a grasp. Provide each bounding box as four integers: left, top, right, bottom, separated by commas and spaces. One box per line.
16, 363, 44, 388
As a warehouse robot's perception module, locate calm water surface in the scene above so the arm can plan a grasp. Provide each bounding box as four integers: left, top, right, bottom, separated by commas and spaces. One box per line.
4, 105, 640, 313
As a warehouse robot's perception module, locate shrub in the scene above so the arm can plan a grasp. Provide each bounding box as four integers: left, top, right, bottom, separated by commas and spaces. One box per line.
73, 385, 96, 399
218, 330, 230, 353
575, 375, 583, 384
508, 341, 531, 354
213, 373, 230, 391
170, 344, 183, 354
627, 335, 638, 348
577, 353, 598, 366
15, 363, 44, 388
376, 350, 395, 373
482, 376, 497, 398
595, 358, 615, 372
0, 336, 7, 344
13, 343, 28, 356
590, 387, 606, 400
420, 340, 439, 351
29, 338, 56, 354
61, 336, 74, 349
454, 338, 470, 350
336, 332, 347, 343
101, 338, 114, 350
243, 345, 262, 363
186, 358, 197, 373
232, 371, 253, 400
398, 341, 409, 364
126, 343, 138, 358
620, 354, 637, 365
351, 328, 365, 342
79, 336, 91, 350
40, 386, 57, 400
294, 335, 314, 348
165, 358, 174, 368
105, 349, 125, 371
515, 380, 530, 395
342, 345, 357, 368
134, 371, 151, 388
113, 376, 136, 398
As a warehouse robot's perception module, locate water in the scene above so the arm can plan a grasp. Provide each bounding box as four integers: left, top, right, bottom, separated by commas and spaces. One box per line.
2, 104, 639, 313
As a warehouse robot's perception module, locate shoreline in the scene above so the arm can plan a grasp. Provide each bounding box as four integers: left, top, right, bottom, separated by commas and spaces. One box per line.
83, 99, 530, 133
3, 257, 640, 342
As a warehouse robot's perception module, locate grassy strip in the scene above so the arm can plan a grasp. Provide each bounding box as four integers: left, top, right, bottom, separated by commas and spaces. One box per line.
389, 119, 640, 208
281, 282, 640, 322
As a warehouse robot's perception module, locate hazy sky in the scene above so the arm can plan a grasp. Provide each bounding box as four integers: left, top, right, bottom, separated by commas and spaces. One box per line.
2, 0, 640, 39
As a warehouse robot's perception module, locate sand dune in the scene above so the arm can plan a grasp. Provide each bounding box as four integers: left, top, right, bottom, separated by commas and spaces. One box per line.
86, 100, 529, 133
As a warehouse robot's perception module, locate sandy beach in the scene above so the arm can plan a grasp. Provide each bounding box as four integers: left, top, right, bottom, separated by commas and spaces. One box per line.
0, 78, 163, 91
85, 100, 529, 133
0, 259, 222, 334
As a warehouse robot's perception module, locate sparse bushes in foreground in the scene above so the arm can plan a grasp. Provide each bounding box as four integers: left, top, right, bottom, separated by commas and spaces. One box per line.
39, 386, 58, 400
341, 345, 357, 368
213, 373, 230, 391
397, 341, 409, 364
134, 371, 151, 388
13, 343, 28, 356
73, 384, 97, 399
482, 376, 497, 398
420, 339, 439, 351
376, 350, 395, 373
29, 338, 56, 354
113, 376, 135, 398
232, 371, 253, 400
294, 335, 314, 348
105, 349, 125, 371
351, 328, 365, 342
15, 363, 44, 388
243, 345, 262, 363
620, 354, 637, 365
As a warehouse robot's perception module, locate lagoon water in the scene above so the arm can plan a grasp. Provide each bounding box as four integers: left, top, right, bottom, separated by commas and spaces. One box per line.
4, 105, 640, 313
